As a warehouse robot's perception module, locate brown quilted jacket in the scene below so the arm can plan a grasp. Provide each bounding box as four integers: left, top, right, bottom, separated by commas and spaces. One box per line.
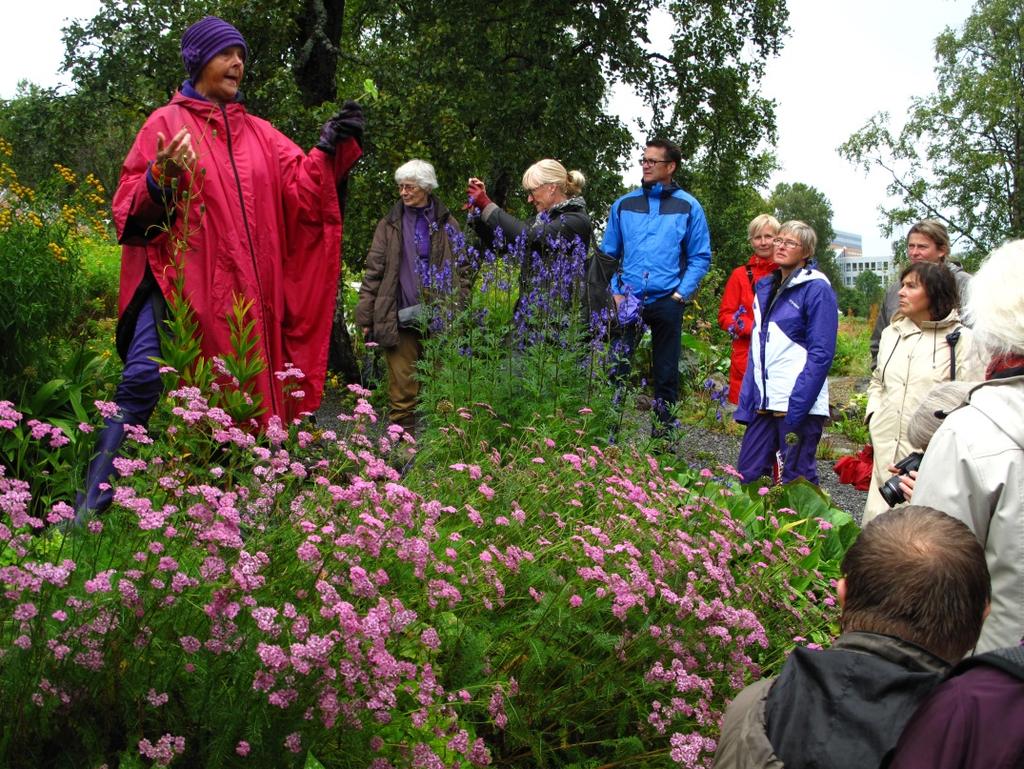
355, 197, 469, 347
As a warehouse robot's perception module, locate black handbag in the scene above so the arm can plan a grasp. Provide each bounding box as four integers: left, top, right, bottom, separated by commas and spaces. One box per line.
585, 249, 620, 319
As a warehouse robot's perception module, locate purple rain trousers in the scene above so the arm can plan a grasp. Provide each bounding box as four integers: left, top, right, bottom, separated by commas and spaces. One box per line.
737, 412, 826, 485
78, 295, 163, 517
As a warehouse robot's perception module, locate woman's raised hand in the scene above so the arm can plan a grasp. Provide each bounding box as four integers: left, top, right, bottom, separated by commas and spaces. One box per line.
153, 127, 195, 183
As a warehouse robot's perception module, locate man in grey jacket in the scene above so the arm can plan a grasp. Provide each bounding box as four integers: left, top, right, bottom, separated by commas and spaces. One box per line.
713, 506, 990, 769
869, 220, 971, 368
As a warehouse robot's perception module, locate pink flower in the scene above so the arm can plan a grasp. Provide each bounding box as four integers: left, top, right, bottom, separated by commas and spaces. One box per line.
236, 741, 250, 756
44, 501, 74, 525
94, 400, 121, 419
13, 603, 37, 621
477, 482, 495, 500
138, 734, 185, 766
0, 400, 24, 428
146, 688, 169, 707
421, 627, 441, 649
268, 688, 298, 708
284, 732, 302, 753
569, 595, 583, 608
84, 569, 116, 594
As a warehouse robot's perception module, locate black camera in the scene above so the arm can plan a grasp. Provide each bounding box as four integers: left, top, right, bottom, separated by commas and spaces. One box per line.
879, 452, 924, 508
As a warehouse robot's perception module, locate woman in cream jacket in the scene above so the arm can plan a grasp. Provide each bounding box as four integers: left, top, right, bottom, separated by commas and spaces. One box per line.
863, 261, 985, 523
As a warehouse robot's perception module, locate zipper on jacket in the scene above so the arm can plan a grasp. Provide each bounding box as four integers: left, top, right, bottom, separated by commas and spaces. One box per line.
758, 275, 783, 411
221, 103, 280, 417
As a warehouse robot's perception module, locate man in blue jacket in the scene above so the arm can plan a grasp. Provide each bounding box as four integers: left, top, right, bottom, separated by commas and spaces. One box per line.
602, 139, 712, 434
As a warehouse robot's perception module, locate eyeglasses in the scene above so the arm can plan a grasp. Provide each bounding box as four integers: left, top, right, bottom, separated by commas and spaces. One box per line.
773, 238, 802, 250
639, 158, 672, 166
525, 183, 551, 198
397, 183, 419, 192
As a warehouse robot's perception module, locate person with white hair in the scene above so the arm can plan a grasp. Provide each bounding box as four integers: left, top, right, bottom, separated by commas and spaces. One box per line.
735, 220, 838, 485
355, 159, 468, 431
910, 238, 1023, 652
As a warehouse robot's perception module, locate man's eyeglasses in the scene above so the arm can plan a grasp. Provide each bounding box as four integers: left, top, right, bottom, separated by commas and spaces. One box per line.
639, 158, 671, 166
773, 238, 802, 250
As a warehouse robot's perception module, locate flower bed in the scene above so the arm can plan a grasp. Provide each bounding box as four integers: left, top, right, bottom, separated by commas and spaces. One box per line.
0, 387, 853, 768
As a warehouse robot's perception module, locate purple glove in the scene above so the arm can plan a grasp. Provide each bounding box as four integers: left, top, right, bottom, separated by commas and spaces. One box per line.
317, 100, 365, 154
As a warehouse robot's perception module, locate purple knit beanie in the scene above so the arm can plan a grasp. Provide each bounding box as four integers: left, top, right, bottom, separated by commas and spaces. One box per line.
181, 16, 248, 83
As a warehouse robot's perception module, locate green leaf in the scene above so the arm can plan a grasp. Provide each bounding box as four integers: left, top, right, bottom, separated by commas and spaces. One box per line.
362, 78, 379, 102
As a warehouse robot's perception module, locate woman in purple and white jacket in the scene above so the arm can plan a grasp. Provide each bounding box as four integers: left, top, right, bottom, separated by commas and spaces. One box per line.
736, 220, 839, 485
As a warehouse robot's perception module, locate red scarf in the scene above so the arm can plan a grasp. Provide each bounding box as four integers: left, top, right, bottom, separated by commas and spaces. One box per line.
985, 353, 1024, 380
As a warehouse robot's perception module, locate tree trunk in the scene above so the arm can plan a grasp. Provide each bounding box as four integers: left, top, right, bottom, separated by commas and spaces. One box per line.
293, 0, 346, 107
292, 0, 356, 380
328, 297, 361, 384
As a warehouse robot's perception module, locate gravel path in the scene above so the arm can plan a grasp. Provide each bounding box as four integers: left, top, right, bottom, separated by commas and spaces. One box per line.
668, 422, 866, 524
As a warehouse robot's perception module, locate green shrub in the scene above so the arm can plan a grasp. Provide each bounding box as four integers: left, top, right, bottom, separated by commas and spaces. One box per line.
830, 317, 871, 377
79, 239, 121, 319
0, 140, 112, 398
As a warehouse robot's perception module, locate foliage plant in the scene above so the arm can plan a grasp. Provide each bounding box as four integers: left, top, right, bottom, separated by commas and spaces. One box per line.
413, 218, 625, 456
829, 317, 871, 378
1, 374, 851, 768
1, 201, 853, 764
830, 392, 870, 447
0, 138, 110, 396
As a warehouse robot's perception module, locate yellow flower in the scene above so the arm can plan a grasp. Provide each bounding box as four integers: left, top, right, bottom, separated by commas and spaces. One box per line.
53, 163, 77, 184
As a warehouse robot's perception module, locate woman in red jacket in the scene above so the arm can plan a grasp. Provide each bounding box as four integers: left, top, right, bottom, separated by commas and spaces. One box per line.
78, 16, 363, 519
718, 214, 779, 404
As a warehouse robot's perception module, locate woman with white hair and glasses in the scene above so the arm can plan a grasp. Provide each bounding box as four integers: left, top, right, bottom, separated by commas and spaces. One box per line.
736, 220, 838, 485
909, 239, 1023, 653
355, 159, 468, 432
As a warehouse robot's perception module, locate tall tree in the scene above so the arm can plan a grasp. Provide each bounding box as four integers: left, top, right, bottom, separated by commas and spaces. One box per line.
1, 0, 789, 380
644, 0, 788, 272
768, 181, 839, 287
839, 0, 1024, 268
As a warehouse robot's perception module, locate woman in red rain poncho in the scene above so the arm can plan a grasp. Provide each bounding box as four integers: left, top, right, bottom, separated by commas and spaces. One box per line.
78, 16, 363, 519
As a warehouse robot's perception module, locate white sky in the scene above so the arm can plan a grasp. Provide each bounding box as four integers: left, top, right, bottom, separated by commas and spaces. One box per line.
3, 0, 974, 258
